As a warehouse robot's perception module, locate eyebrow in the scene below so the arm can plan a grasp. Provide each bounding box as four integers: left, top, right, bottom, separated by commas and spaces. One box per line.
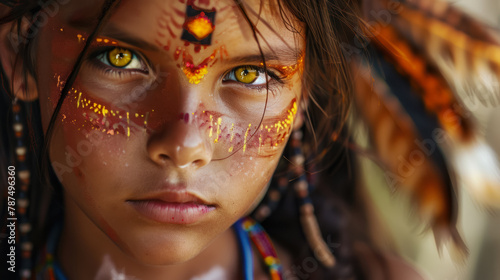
98, 24, 161, 52
67, 18, 161, 52
225, 49, 302, 66
68, 19, 301, 63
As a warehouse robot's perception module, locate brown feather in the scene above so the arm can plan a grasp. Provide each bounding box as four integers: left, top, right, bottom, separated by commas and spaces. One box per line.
351, 62, 467, 257
355, 0, 500, 228
368, 0, 500, 108
363, 0, 500, 208
370, 23, 474, 142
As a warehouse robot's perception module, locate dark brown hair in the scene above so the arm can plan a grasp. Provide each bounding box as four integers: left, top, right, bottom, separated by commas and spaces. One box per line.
0, 0, 386, 279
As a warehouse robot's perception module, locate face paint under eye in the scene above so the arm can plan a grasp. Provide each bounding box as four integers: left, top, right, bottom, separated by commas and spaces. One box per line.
59, 87, 154, 138
197, 99, 298, 157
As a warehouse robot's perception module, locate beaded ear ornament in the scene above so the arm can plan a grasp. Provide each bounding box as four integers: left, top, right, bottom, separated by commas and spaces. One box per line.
253, 129, 336, 268
11, 98, 33, 280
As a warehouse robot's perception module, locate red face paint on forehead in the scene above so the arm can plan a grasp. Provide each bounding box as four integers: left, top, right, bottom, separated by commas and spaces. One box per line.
180, 3, 216, 45
155, 0, 233, 52
50, 15, 301, 159
155, 7, 182, 51
173, 45, 229, 84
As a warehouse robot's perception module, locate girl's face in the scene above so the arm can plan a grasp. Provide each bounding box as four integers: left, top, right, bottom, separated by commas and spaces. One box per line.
37, 0, 303, 264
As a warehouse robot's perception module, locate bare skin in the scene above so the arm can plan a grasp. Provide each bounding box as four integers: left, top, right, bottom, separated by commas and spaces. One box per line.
0, 0, 426, 279
0, 0, 302, 279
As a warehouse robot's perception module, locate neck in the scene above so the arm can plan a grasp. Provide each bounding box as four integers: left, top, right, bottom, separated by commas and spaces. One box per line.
57, 198, 242, 280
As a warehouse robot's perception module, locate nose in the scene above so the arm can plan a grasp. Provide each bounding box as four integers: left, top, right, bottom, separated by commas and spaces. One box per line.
147, 119, 212, 169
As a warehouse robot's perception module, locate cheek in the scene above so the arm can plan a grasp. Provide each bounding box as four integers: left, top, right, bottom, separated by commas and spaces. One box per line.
213, 141, 283, 214
49, 89, 139, 189
201, 98, 298, 157
225, 156, 280, 215
36, 20, 106, 131
50, 125, 117, 186
49, 124, 133, 250
58, 86, 152, 139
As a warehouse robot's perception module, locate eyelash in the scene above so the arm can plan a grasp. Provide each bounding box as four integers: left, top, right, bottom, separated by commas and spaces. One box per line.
89, 46, 286, 91
88, 46, 150, 79
222, 65, 284, 88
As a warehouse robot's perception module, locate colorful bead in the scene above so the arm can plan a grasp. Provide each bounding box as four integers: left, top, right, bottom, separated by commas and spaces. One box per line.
19, 223, 32, 233
11, 100, 33, 278
16, 147, 27, 161
18, 170, 30, 181
18, 198, 29, 208
21, 268, 31, 278
241, 217, 283, 280
21, 242, 33, 251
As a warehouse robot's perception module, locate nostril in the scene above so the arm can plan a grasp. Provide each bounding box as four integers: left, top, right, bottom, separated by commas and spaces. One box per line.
177, 158, 206, 169
158, 154, 169, 162
192, 159, 206, 168
147, 120, 212, 169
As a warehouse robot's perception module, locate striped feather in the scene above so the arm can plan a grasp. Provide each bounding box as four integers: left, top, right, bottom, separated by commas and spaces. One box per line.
394, 1, 500, 107
361, 0, 500, 208
351, 60, 467, 257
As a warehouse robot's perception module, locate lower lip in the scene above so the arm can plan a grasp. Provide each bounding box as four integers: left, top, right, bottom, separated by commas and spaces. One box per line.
129, 200, 215, 224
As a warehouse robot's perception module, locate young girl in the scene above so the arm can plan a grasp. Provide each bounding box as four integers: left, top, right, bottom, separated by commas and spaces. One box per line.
1, 0, 497, 279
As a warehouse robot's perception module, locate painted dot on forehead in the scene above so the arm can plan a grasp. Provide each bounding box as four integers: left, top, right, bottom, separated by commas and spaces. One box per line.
181, 3, 216, 45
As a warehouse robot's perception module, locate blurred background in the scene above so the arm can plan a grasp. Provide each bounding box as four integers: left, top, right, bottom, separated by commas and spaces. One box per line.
357, 0, 500, 279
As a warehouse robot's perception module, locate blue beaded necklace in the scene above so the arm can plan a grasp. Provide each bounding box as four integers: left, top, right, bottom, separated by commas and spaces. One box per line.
39, 217, 283, 280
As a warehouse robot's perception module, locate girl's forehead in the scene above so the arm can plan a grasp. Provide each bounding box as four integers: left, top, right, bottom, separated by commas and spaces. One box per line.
57, 0, 303, 55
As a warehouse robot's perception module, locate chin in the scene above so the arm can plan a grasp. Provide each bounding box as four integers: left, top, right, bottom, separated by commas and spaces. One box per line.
120, 232, 207, 266
136, 252, 198, 266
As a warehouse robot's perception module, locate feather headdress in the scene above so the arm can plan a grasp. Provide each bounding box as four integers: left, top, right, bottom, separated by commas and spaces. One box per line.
353, 0, 500, 259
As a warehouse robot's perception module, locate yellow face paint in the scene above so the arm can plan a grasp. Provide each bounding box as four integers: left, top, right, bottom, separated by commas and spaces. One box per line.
199, 98, 297, 157
185, 13, 215, 40
243, 124, 252, 154
182, 64, 209, 84
174, 47, 227, 84
260, 54, 305, 79
61, 87, 152, 138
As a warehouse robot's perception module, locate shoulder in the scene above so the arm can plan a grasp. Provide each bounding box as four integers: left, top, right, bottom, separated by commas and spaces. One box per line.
355, 242, 426, 280
384, 252, 426, 280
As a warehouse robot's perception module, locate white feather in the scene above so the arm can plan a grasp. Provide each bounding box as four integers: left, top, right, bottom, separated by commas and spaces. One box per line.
451, 139, 500, 207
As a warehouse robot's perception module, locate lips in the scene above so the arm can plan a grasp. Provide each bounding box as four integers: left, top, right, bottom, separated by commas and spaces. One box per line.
128, 191, 216, 224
